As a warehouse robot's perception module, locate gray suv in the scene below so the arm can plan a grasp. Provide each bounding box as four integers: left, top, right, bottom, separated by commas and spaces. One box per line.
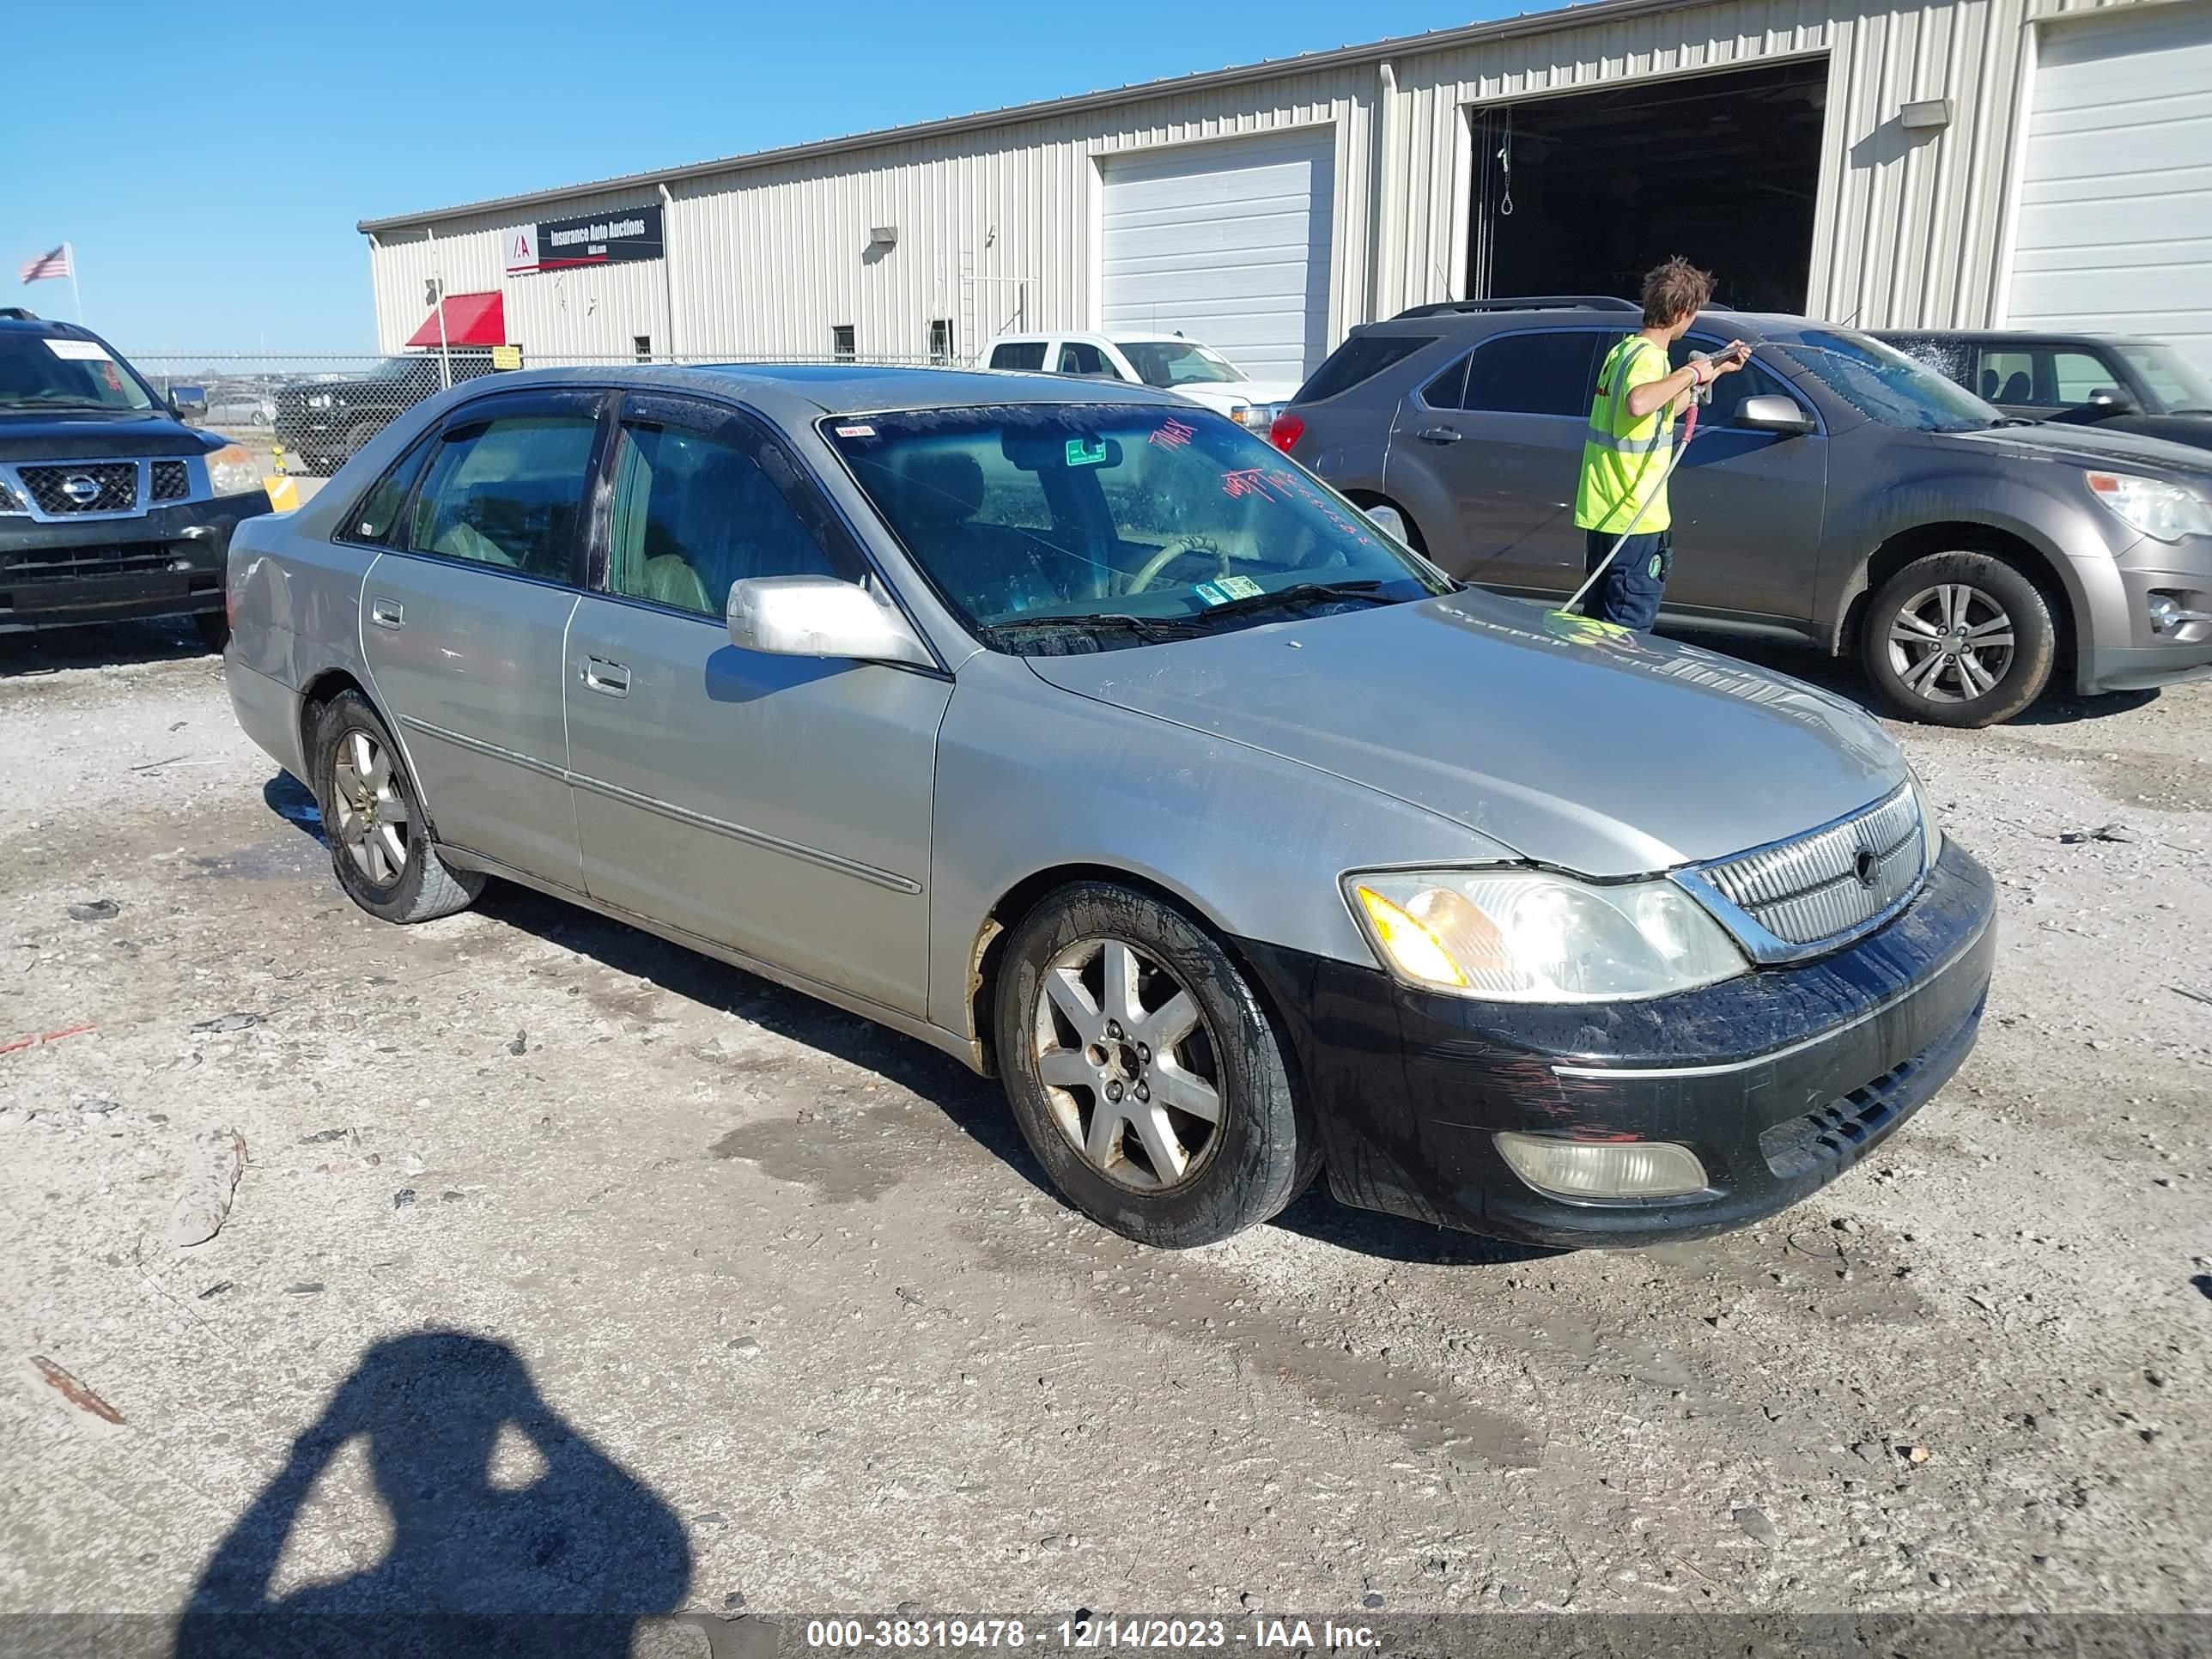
1277, 299, 2212, 726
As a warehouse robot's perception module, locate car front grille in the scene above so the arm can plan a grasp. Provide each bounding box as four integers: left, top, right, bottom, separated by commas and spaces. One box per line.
3, 544, 181, 581
18, 462, 141, 515
1693, 785, 1927, 951
150, 460, 191, 501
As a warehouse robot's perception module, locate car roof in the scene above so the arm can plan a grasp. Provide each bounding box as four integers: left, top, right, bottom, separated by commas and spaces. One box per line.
1352, 306, 1830, 343
458, 362, 1184, 418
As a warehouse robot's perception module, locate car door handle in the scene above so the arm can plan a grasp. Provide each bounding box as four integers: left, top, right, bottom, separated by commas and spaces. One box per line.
582, 657, 631, 696
368, 599, 404, 629
1415, 426, 1463, 445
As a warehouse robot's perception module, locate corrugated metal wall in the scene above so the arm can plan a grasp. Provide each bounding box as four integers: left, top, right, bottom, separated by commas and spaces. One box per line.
367, 0, 2169, 356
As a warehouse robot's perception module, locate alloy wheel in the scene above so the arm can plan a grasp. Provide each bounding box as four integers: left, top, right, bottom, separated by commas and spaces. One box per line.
331, 728, 411, 886
1886, 582, 2016, 703
1030, 937, 1224, 1191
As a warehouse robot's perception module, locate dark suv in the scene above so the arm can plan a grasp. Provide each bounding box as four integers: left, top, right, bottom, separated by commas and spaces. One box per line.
275, 348, 499, 475
1, 311, 272, 647
1878, 330, 2212, 453
1277, 298, 2212, 726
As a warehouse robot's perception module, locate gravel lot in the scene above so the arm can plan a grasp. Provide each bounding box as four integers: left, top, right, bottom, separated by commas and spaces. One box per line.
1, 620, 2207, 1645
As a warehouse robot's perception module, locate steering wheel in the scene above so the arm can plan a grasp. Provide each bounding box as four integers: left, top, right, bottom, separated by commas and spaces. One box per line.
1126, 537, 1230, 595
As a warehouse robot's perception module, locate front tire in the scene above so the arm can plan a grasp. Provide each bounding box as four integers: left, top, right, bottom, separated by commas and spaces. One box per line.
1859, 552, 2057, 727
995, 881, 1313, 1248
311, 690, 483, 924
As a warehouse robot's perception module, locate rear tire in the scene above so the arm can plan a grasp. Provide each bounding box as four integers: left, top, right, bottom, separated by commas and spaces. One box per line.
191, 611, 230, 653
995, 881, 1313, 1248
1859, 552, 2056, 727
311, 690, 483, 924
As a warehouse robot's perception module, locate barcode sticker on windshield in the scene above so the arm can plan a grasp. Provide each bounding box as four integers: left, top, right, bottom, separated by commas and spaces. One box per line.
45, 339, 112, 362
835, 423, 876, 438
1214, 574, 1262, 599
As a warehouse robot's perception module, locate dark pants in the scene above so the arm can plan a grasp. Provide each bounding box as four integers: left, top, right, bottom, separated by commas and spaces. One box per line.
1583, 528, 1672, 631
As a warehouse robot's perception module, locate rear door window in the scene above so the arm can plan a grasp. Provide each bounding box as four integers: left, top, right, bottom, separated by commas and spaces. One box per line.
989, 342, 1048, 372
405, 402, 600, 580
1457, 331, 1606, 416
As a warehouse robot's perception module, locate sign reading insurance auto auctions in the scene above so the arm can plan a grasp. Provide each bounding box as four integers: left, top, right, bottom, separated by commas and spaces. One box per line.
502, 204, 664, 275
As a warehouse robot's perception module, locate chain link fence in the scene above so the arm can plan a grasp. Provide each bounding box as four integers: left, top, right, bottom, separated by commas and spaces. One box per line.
131, 349, 943, 477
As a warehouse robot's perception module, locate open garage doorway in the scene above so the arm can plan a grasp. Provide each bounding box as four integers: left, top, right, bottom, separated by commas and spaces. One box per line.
1467, 59, 1828, 313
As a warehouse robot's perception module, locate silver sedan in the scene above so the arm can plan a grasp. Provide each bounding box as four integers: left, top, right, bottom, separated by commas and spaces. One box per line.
223, 365, 1995, 1249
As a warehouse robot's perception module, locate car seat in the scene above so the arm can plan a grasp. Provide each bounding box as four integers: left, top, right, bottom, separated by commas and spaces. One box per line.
1998, 372, 2032, 404
1979, 368, 2000, 400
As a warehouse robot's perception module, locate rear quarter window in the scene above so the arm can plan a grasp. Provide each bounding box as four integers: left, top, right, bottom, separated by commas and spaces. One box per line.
1294, 333, 1438, 404
989, 343, 1048, 372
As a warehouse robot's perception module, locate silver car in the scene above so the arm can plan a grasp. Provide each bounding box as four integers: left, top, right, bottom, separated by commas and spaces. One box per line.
224, 365, 1996, 1249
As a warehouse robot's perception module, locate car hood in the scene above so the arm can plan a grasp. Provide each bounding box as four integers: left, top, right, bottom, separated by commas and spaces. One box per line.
1022, 590, 1908, 878
0, 410, 216, 459
1936, 419, 2212, 478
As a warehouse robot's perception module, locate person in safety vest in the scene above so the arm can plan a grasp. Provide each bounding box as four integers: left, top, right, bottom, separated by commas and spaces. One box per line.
1572, 258, 1749, 630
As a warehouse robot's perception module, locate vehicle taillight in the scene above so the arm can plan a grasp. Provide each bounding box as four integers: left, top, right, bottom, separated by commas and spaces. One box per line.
1268, 412, 1306, 454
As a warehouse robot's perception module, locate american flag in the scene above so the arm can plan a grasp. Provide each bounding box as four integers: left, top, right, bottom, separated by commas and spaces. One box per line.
19, 244, 72, 284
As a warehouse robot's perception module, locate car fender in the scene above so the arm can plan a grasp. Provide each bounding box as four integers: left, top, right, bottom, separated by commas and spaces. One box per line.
924, 653, 1517, 1044
1817, 464, 2103, 651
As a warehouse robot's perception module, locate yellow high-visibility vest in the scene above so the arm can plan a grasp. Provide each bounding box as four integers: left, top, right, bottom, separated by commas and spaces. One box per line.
1574, 335, 1678, 536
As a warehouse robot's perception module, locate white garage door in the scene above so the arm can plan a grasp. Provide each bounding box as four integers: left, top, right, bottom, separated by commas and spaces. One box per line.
1099, 130, 1336, 383
2007, 3, 2212, 374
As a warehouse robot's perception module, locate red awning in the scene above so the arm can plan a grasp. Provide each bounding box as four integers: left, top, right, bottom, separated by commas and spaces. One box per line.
404, 290, 507, 349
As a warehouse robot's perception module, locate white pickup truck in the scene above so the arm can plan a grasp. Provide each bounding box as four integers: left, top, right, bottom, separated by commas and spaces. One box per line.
979, 331, 1297, 432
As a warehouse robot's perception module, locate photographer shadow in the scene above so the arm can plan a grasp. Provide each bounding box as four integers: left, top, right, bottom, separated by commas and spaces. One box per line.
175, 1329, 691, 1659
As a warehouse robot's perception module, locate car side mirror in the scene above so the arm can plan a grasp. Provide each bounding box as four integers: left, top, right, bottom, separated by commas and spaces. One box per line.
171, 385, 208, 420
726, 575, 933, 667
1735, 394, 1814, 434
2087, 388, 2137, 415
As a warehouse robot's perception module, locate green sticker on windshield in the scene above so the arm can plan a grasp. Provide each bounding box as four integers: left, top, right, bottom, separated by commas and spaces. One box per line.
1066, 436, 1108, 467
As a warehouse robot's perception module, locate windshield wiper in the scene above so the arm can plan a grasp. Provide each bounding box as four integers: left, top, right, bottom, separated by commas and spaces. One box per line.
981, 611, 1206, 647
1176, 579, 1396, 625
2, 399, 139, 414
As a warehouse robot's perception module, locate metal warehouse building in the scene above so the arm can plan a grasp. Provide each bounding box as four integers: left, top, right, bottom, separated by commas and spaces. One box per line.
360, 0, 2212, 379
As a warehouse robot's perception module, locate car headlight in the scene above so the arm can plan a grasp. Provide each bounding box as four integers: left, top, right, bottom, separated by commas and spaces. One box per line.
2086, 471, 2212, 543
204, 444, 264, 498
1233, 402, 1278, 432
1908, 769, 1943, 870
1344, 868, 1747, 1002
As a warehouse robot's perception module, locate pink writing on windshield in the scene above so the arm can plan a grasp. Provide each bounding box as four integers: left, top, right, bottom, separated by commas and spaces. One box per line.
1150, 417, 1197, 450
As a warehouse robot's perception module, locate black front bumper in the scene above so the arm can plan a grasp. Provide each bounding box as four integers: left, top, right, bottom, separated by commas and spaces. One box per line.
0, 493, 270, 633
1239, 842, 1996, 1248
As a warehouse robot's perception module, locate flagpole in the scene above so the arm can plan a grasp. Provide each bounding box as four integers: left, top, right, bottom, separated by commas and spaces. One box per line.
66, 243, 82, 322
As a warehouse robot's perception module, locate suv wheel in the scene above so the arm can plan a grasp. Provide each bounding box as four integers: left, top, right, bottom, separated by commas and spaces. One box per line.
1859, 553, 2056, 727
312, 690, 484, 923
995, 881, 1314, 1248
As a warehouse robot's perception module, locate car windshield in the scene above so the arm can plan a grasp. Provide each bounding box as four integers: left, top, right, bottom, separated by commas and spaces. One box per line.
0, 332, 155, 412
1115, 340, 1247, 388
2115, 343, 2212, 414
826, 403, 1450, 653
1777, 330, 1999, 433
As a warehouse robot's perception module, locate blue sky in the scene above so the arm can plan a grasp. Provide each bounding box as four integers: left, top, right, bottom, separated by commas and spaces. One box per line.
4, 1, 1511, 356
